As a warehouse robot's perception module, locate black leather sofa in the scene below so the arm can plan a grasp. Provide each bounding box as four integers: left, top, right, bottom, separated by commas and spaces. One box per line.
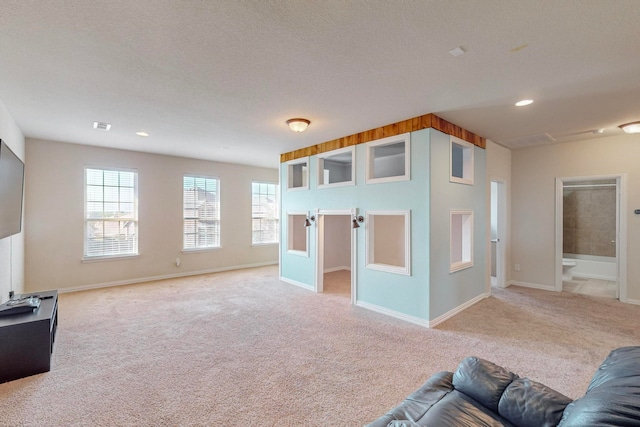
367, 346, 640, 426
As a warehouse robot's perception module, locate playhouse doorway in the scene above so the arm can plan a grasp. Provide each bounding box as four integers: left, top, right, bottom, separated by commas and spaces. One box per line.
315, 210, 356, 303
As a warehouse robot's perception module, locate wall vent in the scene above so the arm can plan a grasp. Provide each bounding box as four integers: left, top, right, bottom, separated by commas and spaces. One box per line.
500, 133, 555, 149
93, 121, 112, 131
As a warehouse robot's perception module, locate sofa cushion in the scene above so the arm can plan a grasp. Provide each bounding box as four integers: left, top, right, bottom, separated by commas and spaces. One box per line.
452, 357, 518, 413
498, 378, 572, 427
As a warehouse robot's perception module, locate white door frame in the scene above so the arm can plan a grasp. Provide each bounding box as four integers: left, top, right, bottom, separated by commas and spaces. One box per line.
490, 179, 507, 289
554, 174, 627, 301
315, 208, 357, 304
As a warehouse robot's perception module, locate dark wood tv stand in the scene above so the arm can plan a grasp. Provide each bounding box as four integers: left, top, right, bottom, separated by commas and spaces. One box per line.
0, 290, 58, 383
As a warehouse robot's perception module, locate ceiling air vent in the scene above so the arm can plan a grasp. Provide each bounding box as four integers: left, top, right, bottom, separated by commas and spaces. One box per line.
93, 121, 112, 131
500, 133, 555, 149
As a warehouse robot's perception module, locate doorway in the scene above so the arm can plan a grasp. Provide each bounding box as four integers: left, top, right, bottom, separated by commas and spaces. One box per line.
315, 210, 356, 303
490, 180, 507, 288
555, 174, 627, 301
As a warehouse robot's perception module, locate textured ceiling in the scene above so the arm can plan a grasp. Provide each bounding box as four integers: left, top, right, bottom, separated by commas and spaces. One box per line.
0, 1, 639, 168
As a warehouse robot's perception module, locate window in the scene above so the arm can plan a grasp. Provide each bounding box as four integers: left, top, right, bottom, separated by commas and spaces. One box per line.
366, 133, 411, 184
287, 212, 309, 256
84, 167, 138, 259
317, 146, 355, 188
286, 157, 309, 191
450, 209, 474, 272
365, 210, 411, 275
450, 136, 474, 185
183, 175, 220, 250
252, 181, 279, 245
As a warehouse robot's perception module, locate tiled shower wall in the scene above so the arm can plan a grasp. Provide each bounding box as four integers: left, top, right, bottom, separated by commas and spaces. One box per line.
563, 186, 616, 257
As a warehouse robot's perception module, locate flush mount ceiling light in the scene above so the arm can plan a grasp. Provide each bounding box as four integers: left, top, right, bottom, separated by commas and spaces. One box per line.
136, 131, 149, 137
286, 118, 310, 132
515, 99, 534, 107
619, 121, 640, 134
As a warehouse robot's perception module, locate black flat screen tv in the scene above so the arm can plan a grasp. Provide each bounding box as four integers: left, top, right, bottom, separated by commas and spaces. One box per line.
0, 140, 25, 240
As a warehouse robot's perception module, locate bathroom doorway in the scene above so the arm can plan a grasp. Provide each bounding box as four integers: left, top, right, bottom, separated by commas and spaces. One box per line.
490, 180, 507, 288
555, 174, 628, 301
315, 210, 356, 303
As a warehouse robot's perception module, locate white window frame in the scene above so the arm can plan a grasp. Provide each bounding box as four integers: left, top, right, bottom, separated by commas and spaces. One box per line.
251, 181, 279, 245
450, 136, 475, 185
286, 157, 309, 191
450, 209, 474, 272
287, 211, 310, 257
365, 210, 411, 276
183, 174, 221, 252
84, 166, 138, 260
317, 146, 355, 189
365, 133, 411, 184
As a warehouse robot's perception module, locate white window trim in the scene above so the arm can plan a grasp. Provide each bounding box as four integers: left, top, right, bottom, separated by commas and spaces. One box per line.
365, 133, 411, 185
450, 209, 474, 272
365, 210, 411, 276
286, 157, 310, 192
317, 146, 356, 189
251, 180, 279, 245
286, 210, 310, 257
83, 166, 139, 260
183, 174, 221, 251
449, 136, 475, 185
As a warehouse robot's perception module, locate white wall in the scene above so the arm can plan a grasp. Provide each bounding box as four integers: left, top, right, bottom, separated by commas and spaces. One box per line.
486, 140, 512, 287
511, 133, 640, 300
0, 100, 25, 302
25, 139, 279, 293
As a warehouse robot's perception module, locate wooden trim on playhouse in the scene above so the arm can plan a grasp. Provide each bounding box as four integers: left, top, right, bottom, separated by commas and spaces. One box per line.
280, 113, 485, 163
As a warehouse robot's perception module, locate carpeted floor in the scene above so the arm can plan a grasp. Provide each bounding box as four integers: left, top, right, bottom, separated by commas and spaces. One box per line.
0, 265, 638, 426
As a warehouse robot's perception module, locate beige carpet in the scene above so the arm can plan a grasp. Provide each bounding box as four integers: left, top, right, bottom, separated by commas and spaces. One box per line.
0, 266, 638, 426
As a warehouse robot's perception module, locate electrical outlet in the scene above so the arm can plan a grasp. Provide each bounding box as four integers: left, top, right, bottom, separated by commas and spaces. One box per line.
175, 257, 181, 267
514, 264, 520, 271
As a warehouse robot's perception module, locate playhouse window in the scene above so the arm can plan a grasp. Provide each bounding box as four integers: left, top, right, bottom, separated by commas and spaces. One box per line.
365, 210, 411, 275
450, 136, 474, 185
366, 133, 410, 184
450, 209, 473, 272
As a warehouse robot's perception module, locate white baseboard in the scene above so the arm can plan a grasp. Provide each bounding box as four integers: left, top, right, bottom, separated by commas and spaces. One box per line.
357, 292, 490, 328
507, 280, 556, 291
355, 300, 431, 328
279, 276, 314, 291
428, 292, 490, 328
626, 298, 640, 306
58, 261, 278, 294
323, 266, 351, 273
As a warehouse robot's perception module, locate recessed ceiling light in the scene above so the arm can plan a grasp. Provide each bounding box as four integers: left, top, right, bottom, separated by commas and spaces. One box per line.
136, 131, 149, 137
515, 99, 534, 107
93, 121, 111, 131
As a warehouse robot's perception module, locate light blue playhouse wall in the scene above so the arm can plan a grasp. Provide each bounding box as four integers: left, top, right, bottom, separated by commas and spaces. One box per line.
429, 130, 487, 320
280, 127, 486, 325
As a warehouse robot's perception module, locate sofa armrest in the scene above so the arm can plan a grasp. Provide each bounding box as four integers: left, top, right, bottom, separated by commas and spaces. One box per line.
365, 371, 454, 427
